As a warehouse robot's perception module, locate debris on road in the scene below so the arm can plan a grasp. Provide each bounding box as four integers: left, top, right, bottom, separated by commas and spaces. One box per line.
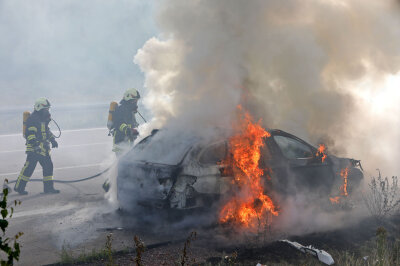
280, 239, 334, 265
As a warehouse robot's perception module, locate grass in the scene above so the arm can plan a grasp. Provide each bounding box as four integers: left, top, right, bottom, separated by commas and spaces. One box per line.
202, 244, 400, 266
53, 231, 400, 266
56, 233, 130, 266
53, 221, 400, 266
53, 168, 400, 266
57, 247, 135, 266
60, 246, 110, 264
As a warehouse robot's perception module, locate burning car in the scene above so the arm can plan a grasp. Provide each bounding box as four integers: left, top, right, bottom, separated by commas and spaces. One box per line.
116, 128, 363, 212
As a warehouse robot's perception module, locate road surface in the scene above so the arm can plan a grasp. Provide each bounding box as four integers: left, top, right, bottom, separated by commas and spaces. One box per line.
0, 128, 205, 265
0, 128, 122, 265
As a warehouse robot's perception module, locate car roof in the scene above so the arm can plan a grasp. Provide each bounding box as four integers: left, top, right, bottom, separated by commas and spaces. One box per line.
135, 128, 317, 153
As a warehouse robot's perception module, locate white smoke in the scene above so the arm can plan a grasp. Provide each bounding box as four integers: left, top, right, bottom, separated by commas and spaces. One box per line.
134, 0, 400, 175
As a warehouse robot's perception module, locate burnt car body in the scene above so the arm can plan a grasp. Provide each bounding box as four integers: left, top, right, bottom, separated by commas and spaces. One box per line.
117, 129, 363, 211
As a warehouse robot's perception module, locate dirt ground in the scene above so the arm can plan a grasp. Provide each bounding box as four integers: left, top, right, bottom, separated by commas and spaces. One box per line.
47, 214, 400, 265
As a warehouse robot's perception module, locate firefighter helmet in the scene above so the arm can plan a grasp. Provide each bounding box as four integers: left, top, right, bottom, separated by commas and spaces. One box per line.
34, 97, 51, 111
123, 88, 140, 101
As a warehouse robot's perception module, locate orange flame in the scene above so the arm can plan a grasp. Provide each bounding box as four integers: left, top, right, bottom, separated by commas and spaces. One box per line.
219, 106, 278, 229
316, 144, 327, 162
329, 196, 340, 204
329, 167, 349, 204
340, 167, 349, 196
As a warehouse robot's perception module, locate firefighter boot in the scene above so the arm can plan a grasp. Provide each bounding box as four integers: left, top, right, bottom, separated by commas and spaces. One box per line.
43, 181, 60, 194
14, 180, 28, 195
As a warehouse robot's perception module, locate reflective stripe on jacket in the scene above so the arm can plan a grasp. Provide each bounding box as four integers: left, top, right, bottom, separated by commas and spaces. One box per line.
25, 111, 55, 155
112, 101, 138, 145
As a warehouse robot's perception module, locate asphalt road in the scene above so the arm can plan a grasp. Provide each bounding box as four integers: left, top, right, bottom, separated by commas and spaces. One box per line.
0, 128, 122, 265
1, 128, 212, 265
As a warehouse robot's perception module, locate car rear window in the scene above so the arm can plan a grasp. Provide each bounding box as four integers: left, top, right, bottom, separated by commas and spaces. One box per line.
128, 131, 196, 165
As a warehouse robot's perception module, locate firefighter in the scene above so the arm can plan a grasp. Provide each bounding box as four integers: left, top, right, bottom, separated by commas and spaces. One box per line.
103, 89, 141, 192
14, 97, 60, 195
112, 88, 140, 156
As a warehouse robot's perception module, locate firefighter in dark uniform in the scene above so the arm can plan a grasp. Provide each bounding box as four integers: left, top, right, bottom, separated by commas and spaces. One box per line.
14, 97, 60, 195
112, 88, 140, 156
102, 89, 140, 192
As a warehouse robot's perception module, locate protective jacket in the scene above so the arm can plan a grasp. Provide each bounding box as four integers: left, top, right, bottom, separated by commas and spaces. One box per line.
15, 109, 59, 195
25, 110, 56, 156
112, 100, 139, 151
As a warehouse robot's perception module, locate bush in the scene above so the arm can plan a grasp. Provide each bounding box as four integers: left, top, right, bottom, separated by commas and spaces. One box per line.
0, 180, 23, 265
363, 170, 400, 220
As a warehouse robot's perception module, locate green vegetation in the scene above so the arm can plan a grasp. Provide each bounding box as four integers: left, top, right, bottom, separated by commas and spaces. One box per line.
105, 233, 114, 266
0, 180, 23, 266
180, 231, 197, 266
133, 235, 145, 266
60, 244, 111, 265
363, 171, 400, 220
59, 233, 121, 265
54, 226, 400, 266
53, 170, 400, 265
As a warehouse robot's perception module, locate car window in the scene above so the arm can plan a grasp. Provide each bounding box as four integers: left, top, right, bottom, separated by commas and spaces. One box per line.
273, 135, 313, 159
199, 142, 227, 164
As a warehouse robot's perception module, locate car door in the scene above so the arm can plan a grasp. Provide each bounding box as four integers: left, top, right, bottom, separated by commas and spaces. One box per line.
266, 134, 335, 195
188, 141, 230, 195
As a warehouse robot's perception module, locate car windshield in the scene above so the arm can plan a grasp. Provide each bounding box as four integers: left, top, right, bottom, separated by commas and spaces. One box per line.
126, 130, 197, 165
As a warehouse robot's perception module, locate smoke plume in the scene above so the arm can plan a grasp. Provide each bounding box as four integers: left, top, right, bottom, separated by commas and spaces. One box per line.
134, 0, 400, 175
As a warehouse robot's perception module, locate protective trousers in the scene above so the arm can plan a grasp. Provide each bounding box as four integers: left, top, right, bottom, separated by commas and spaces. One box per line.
14, 152, 53, 193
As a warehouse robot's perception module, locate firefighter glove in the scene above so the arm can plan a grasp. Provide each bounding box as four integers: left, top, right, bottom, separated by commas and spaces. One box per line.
125, 127, 138, 141
51, 139, 58, 148
131, 128, 139, 136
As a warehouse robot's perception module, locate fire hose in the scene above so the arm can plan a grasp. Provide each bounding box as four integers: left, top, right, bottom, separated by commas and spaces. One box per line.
3, 167, 111, 191
5, 118, 111, 186
51, 118, 62, 138
3, 118, 112, 191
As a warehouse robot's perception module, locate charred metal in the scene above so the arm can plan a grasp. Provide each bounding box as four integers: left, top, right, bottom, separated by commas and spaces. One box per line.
116, 129, 363, 212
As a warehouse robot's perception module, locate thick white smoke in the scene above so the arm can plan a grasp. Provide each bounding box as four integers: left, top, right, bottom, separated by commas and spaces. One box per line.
134, 0, 400, 176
